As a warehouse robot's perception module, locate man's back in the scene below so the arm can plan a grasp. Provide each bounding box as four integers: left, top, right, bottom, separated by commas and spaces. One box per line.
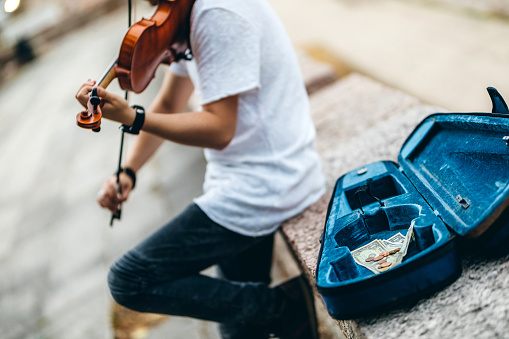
171, 0, 326, 236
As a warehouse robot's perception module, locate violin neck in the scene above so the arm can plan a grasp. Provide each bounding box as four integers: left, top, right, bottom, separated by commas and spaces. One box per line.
98, 59, 118, 89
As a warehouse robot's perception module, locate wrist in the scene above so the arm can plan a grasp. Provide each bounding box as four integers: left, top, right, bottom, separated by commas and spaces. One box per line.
122, 105, 145, 134
125, 105, 137, 126
116, 167, 136, 189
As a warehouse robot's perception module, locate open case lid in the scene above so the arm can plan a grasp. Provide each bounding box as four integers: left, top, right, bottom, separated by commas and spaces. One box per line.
398, 89, 509, 238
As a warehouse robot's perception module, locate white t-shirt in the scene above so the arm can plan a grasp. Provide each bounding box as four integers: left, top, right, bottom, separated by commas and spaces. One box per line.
170, 0, 325, 236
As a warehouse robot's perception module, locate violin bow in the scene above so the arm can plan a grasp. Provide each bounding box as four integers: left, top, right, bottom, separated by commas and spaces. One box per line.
110, 0, 134, 227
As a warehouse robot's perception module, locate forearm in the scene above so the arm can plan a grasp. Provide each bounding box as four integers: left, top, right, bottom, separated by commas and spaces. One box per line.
121, 107, 233, 172
121, 72, 195, 171
142, 109, 235, 150
121, 93, 238, 152
122, 131, 164, 172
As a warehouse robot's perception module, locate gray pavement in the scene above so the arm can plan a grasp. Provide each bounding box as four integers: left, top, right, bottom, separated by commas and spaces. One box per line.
0, 7, 210, 339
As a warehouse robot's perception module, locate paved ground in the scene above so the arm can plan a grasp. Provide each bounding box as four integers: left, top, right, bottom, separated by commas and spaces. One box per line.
1, 0, 508, 338
0, 6, 210, 339
270, 0, 509, 112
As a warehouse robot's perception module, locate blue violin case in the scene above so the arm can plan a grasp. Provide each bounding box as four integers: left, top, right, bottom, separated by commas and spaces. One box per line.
315, 87, 509, 319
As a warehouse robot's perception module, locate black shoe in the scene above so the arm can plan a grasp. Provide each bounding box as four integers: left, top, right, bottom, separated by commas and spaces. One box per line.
270, 274, 320, 339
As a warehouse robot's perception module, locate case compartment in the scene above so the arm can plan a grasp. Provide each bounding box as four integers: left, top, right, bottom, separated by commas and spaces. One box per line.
316, 162, 456, 319
317, 110, 509, 319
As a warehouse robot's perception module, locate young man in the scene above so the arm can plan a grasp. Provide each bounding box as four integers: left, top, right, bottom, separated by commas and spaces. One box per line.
76, 0, 325, 338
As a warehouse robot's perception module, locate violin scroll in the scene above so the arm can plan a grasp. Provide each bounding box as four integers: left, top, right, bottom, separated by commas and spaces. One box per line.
76, 88, 103, 132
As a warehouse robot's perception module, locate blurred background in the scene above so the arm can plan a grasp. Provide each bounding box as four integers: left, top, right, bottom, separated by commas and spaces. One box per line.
0, 0, 508, 338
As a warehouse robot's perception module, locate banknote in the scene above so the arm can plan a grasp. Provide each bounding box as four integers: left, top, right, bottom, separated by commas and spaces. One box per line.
351, 239, 389, 274
351, 239, 406, 274
390, 220, 415, 265
400, 220, 415, 257
382, 232, 405, 250
351, 221, 415, 274
386, 232, 405, 243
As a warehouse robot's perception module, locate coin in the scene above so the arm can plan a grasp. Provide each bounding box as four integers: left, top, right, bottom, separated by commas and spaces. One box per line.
380, 262, 392, 268
380, 251, 390, 257
365, 257, 375, 262
378, 259, 387, 264
389, 248, 401, 255
373, 255, 384, 261
378, 266, 390, 272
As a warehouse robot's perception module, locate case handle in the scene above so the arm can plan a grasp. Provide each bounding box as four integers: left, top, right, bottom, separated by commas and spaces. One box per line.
353, 178, 384, 214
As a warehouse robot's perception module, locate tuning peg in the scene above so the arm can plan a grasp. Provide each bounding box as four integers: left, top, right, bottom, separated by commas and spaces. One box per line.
90, 88, 101, 110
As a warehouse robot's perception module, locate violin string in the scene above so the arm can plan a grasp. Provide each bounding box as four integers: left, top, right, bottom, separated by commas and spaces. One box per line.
128, 0, 132, 27
126, 0, 132, 101
104, 0, 136, 324
110, 0, 133, 227
119, 0, 133, 207
133, 0, 137, 26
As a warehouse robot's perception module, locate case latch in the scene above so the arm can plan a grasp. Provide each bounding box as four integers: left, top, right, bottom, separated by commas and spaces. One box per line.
456, 195, 470, 209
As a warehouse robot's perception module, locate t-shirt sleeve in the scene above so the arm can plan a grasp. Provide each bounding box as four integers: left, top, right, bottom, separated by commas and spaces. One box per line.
168, 59, 190, 77
191, 8, 261, 105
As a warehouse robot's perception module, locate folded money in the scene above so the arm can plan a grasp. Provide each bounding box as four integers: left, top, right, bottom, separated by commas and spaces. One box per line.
351, 220, 415, 274
351, 239, 389, 274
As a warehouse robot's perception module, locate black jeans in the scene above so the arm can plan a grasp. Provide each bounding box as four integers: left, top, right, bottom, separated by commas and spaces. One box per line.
107, 204, 279, 338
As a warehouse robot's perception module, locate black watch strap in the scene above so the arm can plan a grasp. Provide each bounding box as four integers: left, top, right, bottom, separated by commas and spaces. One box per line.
122, 105, 145, 134
116, 167, 136, 189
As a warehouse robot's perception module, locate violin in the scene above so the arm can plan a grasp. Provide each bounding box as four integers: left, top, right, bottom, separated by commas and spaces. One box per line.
76, 0, 195, 132
76, 0, 195, 226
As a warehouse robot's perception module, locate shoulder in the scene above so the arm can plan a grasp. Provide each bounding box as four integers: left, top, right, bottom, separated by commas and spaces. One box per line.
192, 0, 245, 15
190, 0, 255, 33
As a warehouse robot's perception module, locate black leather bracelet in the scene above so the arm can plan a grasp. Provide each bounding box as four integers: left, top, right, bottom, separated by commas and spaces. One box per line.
122, 105, 145, 135
116, 167, 136, 189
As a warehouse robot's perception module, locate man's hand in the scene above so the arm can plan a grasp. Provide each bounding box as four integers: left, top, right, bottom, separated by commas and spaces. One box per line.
75, 80, 135, 126
97, 173, 134, 214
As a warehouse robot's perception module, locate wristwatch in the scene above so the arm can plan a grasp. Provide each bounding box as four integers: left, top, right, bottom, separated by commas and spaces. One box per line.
122, 105, 145, 134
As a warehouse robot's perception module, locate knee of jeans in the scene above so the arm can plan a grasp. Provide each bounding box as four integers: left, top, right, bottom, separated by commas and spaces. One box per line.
107, 258, 145, 311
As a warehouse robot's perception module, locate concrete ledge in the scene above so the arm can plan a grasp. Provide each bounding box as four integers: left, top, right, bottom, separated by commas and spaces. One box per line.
406, 0, 509, 19
280, 73, 509, 338
297, 50, 339, 95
